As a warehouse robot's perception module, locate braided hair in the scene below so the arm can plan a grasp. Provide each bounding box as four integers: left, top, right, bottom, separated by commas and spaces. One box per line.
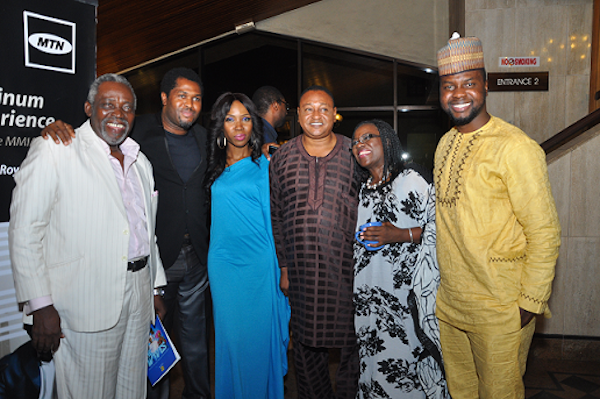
352, 119, 405, 187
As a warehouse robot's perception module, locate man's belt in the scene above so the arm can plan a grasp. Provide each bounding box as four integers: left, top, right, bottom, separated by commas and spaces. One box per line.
127, 256, 148, 272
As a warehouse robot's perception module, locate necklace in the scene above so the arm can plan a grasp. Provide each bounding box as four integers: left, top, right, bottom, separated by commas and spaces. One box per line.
366, 172, 389, 189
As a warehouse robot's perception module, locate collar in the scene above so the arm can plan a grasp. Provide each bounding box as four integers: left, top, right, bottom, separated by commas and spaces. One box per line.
93, 129, 140, 160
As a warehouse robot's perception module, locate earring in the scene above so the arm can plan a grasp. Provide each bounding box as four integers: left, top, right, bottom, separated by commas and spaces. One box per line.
217, 134, 226, 149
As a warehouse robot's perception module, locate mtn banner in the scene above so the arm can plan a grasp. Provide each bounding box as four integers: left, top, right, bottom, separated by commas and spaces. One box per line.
0, 0, 95, 222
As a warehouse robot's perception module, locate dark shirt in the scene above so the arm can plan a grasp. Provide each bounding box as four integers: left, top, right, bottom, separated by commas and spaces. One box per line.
165, 130, 202, 183
131, 113, 208, 270
262, 118, 278, 144
269, 134, 359, 347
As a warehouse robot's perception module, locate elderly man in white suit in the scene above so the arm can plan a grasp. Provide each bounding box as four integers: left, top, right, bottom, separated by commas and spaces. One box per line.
9, 74, 167, 399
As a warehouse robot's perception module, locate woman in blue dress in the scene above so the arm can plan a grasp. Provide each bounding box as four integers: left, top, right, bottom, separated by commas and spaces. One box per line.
204, 92, 290, 399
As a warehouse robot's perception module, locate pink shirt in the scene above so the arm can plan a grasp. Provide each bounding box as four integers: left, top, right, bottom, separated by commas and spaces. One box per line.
27, 134, 150, 314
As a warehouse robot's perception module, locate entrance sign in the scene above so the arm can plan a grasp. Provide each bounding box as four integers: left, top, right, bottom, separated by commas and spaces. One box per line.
488, 72, 549, 92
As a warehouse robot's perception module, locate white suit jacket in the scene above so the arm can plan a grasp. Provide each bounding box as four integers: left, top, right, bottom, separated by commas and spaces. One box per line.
9, 120, 166, 332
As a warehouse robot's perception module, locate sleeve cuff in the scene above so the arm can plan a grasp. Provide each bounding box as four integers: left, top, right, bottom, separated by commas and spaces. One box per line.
518, 292, 546, 315
25, 296, 53, 315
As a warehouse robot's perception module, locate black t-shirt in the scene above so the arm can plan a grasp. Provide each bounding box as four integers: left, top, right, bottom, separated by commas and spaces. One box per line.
165, 130, 201, 183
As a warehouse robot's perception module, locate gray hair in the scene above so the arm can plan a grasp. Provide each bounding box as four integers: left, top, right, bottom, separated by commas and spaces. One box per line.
86, 73, 137, 110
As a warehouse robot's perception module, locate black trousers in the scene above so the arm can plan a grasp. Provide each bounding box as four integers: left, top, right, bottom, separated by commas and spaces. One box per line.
147, 240, 210, 399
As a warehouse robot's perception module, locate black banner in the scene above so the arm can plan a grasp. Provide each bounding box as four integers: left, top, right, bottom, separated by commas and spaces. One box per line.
0, 0, 96, 222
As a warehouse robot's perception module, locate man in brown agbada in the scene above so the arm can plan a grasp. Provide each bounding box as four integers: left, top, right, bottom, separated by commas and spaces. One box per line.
269, 86, 360, 399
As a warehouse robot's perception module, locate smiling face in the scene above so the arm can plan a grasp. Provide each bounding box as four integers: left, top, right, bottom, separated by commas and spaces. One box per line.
223, 100, 253, 148
85, 81, 135, 148
352, 123, 384, 175
439, 69, 490, 133
298, 90, 336, 141
161, 77, 202, 134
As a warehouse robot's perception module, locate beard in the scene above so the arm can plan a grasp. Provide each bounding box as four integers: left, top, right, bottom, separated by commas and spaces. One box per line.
177, 116, 194, 130
100, 117, 130, 146
443, 101, 485, 127
273, 113, 287, 129
176, 108, 198, 130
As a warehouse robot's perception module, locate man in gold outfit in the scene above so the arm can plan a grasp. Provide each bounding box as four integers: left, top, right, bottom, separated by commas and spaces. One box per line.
433, 33, 561, 399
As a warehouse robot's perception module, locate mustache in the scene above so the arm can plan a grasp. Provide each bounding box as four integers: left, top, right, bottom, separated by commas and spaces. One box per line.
102, 117, 130, 130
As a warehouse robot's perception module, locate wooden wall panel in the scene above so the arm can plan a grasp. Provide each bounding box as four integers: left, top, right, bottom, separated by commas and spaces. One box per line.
448, 0, 465, 38
590, 0, 600, 112
97, 0, 321, 75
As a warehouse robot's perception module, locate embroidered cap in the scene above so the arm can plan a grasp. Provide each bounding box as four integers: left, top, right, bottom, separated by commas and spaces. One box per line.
437, 32, 485, 76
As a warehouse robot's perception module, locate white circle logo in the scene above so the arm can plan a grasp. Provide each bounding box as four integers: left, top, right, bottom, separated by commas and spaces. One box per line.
28, 33, 72, 55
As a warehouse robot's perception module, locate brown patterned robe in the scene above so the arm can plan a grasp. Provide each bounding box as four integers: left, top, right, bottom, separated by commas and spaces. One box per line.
269, 134, 359, 347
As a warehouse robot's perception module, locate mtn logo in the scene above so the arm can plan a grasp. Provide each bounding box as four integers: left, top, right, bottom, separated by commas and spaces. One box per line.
28, 33, 73, 55
23, 11, 76, 74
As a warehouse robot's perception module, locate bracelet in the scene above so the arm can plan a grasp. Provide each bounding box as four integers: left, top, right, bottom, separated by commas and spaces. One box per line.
153, 288, 165, 297
408, 227, 414, 244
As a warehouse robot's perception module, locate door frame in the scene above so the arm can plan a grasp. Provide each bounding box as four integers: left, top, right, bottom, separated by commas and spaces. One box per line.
590, 0, 600, 112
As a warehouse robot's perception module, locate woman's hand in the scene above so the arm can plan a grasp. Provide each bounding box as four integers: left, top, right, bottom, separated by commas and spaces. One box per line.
359, 222, 422, 246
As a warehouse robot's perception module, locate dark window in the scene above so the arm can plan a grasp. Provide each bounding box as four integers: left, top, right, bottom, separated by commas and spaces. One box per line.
123, 31, 448, 170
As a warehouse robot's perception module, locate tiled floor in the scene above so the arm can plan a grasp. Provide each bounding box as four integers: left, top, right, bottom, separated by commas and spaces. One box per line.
167, 334, 600, 398
524, 357, 600, 399
170, 338, 600, 399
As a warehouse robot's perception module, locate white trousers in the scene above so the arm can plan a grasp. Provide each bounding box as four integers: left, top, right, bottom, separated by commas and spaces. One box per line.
53, 267, 152, 399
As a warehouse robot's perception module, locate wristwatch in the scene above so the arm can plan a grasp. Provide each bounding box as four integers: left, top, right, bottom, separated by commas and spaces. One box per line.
153, 288, 165, 297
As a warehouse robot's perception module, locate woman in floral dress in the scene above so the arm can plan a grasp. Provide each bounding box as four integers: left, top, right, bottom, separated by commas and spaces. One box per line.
351, 119, 449, 399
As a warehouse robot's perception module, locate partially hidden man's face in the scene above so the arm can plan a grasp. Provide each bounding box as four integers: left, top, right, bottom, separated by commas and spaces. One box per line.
439, 69, 488, 132
298, 90, 337, 140
85, 81, 135, 147
272, 98, 288, 129
161, 77, 202, 131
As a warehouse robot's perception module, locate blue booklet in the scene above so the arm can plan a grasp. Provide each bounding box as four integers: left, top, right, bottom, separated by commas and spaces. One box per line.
148, 315, 181, 386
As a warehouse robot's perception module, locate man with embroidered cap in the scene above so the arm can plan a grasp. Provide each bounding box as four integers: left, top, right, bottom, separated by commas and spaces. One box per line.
433, 33, 561, 398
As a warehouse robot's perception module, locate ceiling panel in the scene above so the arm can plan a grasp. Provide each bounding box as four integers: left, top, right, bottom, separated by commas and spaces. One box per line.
97, 0, 321, 75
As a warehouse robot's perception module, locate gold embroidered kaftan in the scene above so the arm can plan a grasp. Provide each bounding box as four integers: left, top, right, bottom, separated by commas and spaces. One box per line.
434, 116, 560, 335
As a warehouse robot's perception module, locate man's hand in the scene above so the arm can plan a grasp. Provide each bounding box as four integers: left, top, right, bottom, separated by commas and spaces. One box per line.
280, 267, 289, 297
41, 120, 76, 145
154, 295, 167, 321
519, 307, 535, 328
262, 142, 280, 160
31, 305, 63, 355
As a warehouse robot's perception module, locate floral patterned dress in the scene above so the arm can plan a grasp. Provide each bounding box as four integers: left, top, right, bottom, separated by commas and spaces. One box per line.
353, 167, 449, 399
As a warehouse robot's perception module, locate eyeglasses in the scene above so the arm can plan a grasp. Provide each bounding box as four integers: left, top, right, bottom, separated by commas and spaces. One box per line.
351, 133, 380, 148
277, 100, 290, 111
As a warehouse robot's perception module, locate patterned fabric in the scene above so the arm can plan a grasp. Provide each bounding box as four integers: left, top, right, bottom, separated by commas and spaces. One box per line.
434, 115, 561, 335
269, 134, 360, 348
437, 33, 485, 76
354, 169, 449, 399
292, 342, 359, 399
